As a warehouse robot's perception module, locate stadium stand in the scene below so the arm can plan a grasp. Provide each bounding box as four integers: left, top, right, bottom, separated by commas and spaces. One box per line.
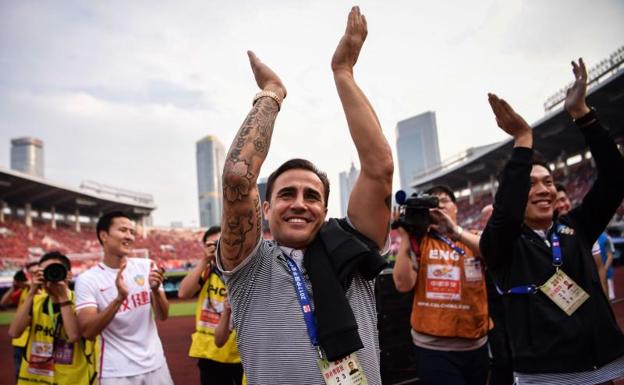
409, 53, 624, 234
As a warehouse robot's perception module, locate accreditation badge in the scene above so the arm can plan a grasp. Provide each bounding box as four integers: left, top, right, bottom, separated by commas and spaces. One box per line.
199, 297, 223, 329
27, 341, 54, 377
318, 353, 368, 385
539, 269, 589, 316
463, 257, 483, 282
53, 338, 75, 365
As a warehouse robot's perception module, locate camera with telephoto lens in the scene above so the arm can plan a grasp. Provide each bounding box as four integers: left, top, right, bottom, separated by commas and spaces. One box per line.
43, 263, 68, 282
391, 191, 439, 236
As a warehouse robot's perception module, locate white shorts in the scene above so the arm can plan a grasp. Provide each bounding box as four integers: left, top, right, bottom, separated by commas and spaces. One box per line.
99, 363, 173, 385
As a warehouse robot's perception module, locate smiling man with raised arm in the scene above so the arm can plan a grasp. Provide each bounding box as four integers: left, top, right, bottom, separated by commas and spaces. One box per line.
480, 59, 624, 385
217, 6, 393, 385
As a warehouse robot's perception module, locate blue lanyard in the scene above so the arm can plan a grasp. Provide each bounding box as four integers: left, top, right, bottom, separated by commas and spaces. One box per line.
497, 227, 564, 295
550, 231, 562, 266
283, 255, 322, 358
429, 230, 466, 256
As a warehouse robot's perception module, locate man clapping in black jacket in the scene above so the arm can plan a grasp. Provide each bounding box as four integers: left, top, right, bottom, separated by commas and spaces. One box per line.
480, 58, 624, 385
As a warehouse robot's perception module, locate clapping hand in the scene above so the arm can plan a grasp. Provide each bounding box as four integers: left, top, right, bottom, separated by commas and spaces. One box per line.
115, 262, 129, 301
564, 58, 591, 119
331, 6, 368, 75
488, 93, 532, 148
247, 51, 286, 100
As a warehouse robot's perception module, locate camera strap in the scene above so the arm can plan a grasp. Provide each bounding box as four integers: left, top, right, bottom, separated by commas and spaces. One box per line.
429, 230, 466, 256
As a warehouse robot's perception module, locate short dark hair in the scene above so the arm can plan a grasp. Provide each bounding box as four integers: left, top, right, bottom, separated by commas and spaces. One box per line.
202, 226, 221, 243
39, 251, 71, 270
531, 160, 552, 174
555, 183, 567, 193
531, 151, 552, 175
265, 159, 330, 208
96, 211, 132, 245
425, 185, 456, 203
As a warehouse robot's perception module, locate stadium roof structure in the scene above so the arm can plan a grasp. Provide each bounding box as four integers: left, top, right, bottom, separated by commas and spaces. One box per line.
0, 166, 156, 217
412, 66, 624, 192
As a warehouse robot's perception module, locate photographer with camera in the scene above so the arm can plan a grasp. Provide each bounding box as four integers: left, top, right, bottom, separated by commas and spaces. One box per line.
3, 262, 40, 381
8, 251, 97, 385
392, 186, 489, 385
178, 226, 243, 385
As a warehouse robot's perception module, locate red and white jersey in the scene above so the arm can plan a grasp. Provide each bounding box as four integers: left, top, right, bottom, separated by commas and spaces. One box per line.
75, 257, 166, 378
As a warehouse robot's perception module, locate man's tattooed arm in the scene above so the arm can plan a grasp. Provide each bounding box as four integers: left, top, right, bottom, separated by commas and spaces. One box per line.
220, 97, 279, 270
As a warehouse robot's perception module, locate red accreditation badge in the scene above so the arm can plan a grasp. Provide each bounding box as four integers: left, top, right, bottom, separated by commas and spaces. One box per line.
27, 341, 54, 377
426, 264, 461, 301
198, 297, 223, 329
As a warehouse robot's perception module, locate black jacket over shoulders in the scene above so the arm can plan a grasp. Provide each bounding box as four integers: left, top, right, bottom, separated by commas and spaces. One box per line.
480, 114, 624, 374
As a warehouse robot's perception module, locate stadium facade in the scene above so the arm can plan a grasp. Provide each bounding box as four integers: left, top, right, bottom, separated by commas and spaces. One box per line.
196, 135, 225, 228
396, 111, 441, 193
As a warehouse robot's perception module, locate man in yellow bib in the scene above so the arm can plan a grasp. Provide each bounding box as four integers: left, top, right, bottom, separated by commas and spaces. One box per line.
8, 251, 97, 385
179, 226, 243, 385
3, 261, 39, 381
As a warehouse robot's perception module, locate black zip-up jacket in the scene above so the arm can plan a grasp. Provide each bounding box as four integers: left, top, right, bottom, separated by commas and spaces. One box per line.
480, 112, 624, 374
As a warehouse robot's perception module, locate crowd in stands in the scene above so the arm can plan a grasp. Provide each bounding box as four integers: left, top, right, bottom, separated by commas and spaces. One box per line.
0, 218, 206, 274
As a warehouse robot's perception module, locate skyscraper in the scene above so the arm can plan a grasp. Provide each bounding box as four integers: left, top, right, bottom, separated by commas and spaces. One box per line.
396, 111, 441, 193
339, 163, 359, 217
196, 135, 226, 227
11, 137, 44, 177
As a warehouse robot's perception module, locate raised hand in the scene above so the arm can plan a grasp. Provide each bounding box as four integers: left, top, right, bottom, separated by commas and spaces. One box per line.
392, 206, 409, 239
331, 6, 368, 75
247, 51, 286, 100
223, 296, 231, 314
115, 262, 129, 300
564, 58, 591, 119
429, 208, 457, 238
30, 266, 43, 292
46, 281, 69, 303
149, 262, 164, 290
488, 93, 532, 148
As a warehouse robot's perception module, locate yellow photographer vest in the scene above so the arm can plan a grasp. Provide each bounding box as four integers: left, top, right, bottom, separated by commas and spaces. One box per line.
12, 289, 31, 348
17, 291, 98, 385
188, 269, 241, 363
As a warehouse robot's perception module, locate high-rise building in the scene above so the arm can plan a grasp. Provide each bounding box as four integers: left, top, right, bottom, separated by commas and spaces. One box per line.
339, 163, 359, 217
196, 135, 226, 228
396, 111, 441, 193
11, 137, 44, 177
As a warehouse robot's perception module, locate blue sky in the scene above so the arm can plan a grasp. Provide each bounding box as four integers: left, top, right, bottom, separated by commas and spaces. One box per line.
1, 0, 622, 226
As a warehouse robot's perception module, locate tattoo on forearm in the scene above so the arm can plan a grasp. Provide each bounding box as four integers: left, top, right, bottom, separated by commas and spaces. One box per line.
222, 209, 255, 260
221, 97, 278, 261
223, 160, 254, 203
223, 98, 278, 204
227, 98, 278, 163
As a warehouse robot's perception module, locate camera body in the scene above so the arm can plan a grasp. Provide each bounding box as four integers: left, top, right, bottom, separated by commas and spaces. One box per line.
392, 192, 439, 236
43, 263, 68, 282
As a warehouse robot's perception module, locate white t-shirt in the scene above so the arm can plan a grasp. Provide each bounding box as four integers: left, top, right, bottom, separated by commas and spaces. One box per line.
75, 257, 166, 378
